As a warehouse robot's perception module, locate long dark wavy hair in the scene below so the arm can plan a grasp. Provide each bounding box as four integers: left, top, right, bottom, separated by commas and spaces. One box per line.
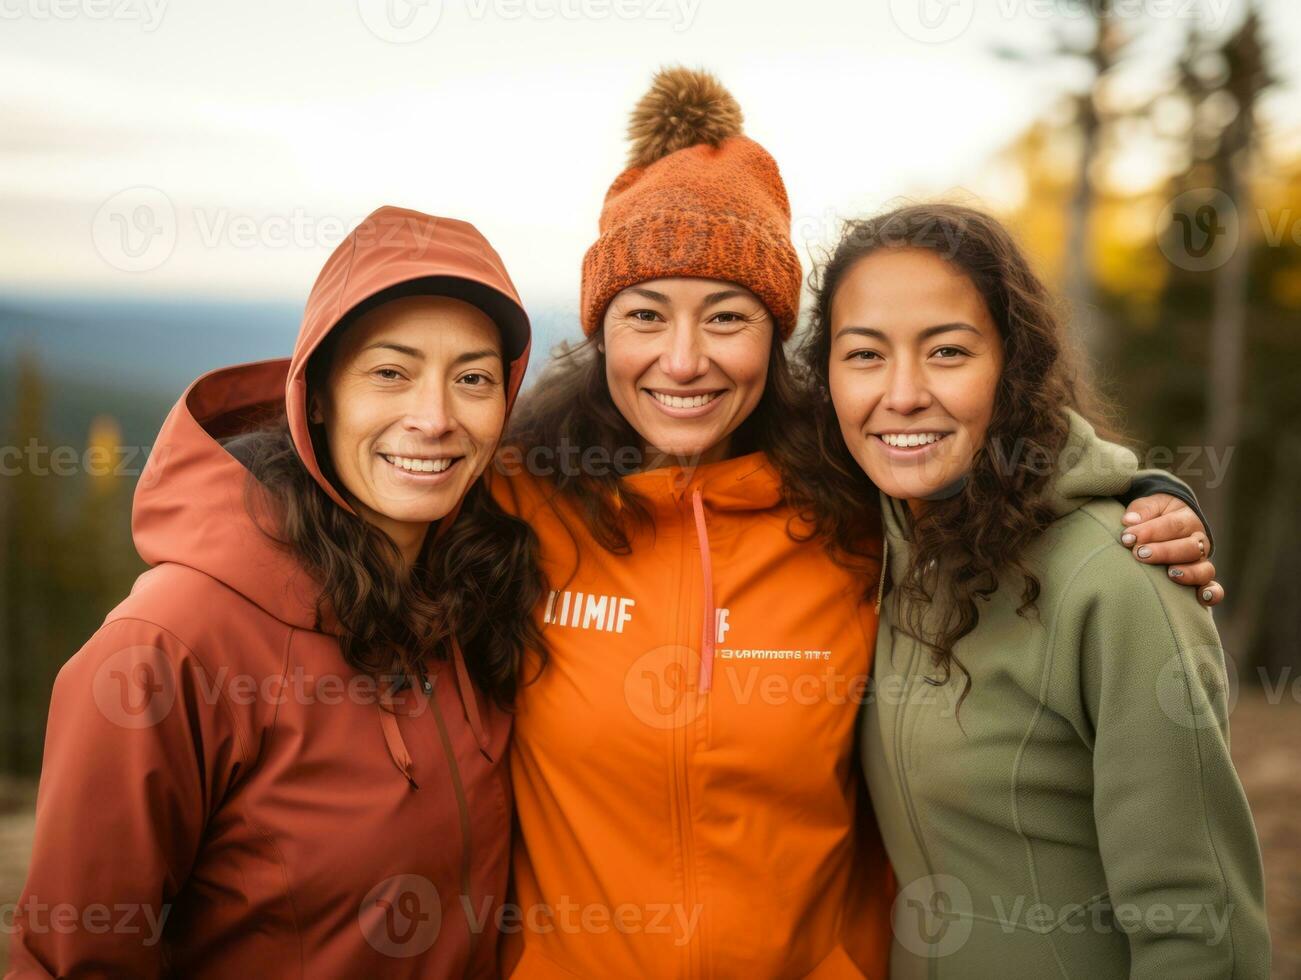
799, 203, 1106, 707
224, 323, 547, 708
505, 320, 880, 576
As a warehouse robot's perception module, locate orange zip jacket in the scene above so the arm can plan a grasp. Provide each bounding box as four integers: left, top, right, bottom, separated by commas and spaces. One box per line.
491, 453, 894, 978
7, 207, 530, 979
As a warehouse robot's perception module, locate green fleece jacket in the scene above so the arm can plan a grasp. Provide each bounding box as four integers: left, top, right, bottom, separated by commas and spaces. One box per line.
861, 411, 1269, 979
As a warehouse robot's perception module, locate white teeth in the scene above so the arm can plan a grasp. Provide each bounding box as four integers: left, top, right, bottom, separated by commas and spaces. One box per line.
880, 432, 945, 448
650, 391, 721, 409
383, 454, 454, 473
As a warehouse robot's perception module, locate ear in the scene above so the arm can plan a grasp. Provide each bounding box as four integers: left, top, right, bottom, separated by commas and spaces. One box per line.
308, 392, 326, 424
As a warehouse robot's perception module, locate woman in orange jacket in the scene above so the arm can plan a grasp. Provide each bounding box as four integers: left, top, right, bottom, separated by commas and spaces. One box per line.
8, 207, 545, 978
488, 68, 1216, 978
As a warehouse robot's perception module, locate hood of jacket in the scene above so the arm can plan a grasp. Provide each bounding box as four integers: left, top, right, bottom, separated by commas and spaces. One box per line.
132, 205, 532, 631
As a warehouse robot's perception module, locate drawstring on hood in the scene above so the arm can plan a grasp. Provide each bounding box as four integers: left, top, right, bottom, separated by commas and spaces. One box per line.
620, 456, 782, 697
691, 488, 715, 693
135, 206, 531, 786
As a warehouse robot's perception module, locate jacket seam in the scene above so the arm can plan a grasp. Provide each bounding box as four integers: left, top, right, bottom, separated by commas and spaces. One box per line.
1012, 534, 1114, 980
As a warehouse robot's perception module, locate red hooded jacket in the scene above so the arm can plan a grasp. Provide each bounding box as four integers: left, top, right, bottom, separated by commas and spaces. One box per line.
6, 207, 531, 979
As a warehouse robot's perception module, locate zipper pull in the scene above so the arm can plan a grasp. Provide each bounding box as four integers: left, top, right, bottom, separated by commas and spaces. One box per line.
416, 659, 433, 695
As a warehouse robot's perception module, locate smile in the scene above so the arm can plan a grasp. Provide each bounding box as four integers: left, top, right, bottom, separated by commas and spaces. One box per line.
644, 389, 727, 419
380, 453, 461, 475
877, 432, 949, 449
647, 390, 724, 410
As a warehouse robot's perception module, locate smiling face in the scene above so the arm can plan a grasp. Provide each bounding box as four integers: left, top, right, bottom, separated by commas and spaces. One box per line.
827, 248, 1004, 508
311, 294, 506, 560
602, 277, 773, 466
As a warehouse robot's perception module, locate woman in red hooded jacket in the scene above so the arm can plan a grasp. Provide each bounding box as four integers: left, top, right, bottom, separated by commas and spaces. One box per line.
6, 206, 544, 978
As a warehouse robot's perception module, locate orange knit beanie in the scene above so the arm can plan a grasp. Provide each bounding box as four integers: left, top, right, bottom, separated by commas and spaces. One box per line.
580, 67, 803, 340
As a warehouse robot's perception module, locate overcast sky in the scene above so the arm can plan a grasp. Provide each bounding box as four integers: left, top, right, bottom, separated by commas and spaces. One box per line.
2, 0, 1297, 310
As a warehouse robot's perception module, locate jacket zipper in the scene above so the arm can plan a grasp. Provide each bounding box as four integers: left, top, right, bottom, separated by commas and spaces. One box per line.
417, 660, 483, 977
887, 623, 943, 976
674, 491, 702, 979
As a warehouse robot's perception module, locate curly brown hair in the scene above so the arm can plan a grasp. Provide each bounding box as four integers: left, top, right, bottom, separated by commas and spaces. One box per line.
799, 202, 1107, 708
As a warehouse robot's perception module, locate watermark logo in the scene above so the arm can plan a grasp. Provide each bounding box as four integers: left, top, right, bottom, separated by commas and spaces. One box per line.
357, 0, 443, 42
888, 0, 976, 44
891, 873, 973, 958
359, 874, 443, 957
1158, 188, 1239, 273
91, 186, 177, 273
92, 645, 177, 729
1155, 644, 1238, 731
623, 644, 706, 731
0, 0, 169, 31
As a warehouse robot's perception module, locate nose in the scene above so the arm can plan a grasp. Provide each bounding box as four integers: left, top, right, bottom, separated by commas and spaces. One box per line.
659, 319, 710, 383
881, 356, 932, 416
399, 383, 458, 442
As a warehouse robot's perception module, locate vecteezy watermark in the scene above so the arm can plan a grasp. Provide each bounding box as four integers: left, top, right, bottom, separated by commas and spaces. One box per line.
990, 895, 1235, 945
817, 209, 973, 260
1, 897, 170, 946
1257, 207, 1301, 249
0, 0, 168, 31
356, 0, 699, 42
356, 0, 444, 42
984, 435, 1236, 490
891, 873, 974, 958
92, 187, 178, 274
357, 881, 702, 957
90, 195, 453, 274
360, 875, 444, 957
492, 439, 706, 482
91, 649, 435, 730
1158, 188, 1241, 273
0, 439, 164, 481
617, 642, 883, 731
1154, 644, 1239, 731
888, 0, 976, 45
889, 0, 1232, 45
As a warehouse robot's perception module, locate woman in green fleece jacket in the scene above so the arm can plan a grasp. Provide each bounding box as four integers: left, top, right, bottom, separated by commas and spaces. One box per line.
800, 203, 1269, 978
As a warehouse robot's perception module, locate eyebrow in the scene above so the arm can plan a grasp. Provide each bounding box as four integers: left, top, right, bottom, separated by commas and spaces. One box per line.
627, 287, 670, 303
451, 348, 501, 367
834, 322, 982, 342
625, 287, 750, 307
362, 342, 500, 367
364, 341, 423, 359
702, 288, 747, 306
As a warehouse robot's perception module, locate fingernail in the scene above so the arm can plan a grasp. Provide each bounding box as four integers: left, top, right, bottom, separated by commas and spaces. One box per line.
1124, 511, 1140, 523
1121, 533, 1136, 546
1137, 546, 1151, 559
1169, 568, 1184, 578
1202, 589, 1214, 602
